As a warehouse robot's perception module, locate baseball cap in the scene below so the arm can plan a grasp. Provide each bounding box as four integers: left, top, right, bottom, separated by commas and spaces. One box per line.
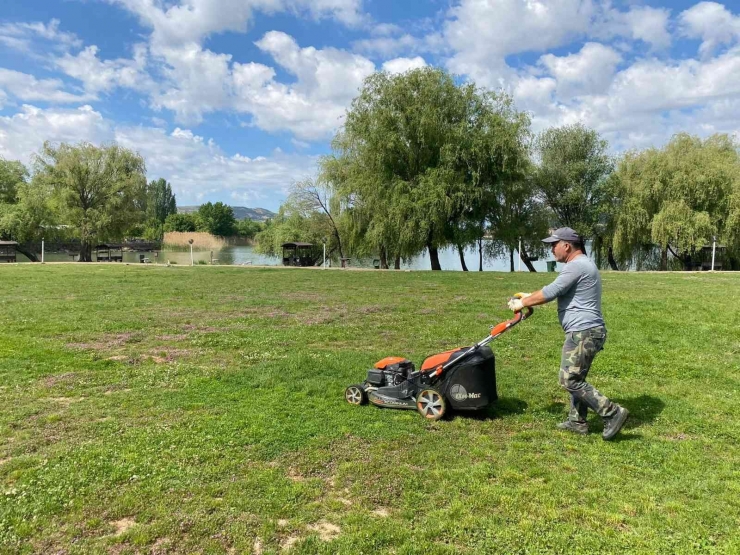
541, 227, 582, 244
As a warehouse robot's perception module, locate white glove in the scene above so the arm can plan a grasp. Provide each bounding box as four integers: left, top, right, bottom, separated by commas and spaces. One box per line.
508, 298, 524, 312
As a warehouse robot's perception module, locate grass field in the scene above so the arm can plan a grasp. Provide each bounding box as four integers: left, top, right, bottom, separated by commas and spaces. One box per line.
0, 264, 738, 554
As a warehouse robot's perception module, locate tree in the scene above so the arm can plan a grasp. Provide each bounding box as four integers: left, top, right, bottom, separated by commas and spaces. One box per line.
147, 178, 177, 224
325, 67, 530, 270
33, 142, 147, 261
253, 204, 325, 265
0, 158, 28, 204
197, 202, 236, 237
533, 124, 616, 268
236, 218, 263, 240
288, 178, 346, 259
0, 158, 55, 261
612, 133, 739, 270
163, 212, 198, 232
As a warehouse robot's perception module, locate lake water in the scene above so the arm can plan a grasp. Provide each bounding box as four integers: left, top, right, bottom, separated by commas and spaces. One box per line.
27, 244, 562, 272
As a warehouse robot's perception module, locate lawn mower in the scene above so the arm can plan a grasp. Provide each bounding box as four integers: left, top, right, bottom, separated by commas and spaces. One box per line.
345, 301, 534, 420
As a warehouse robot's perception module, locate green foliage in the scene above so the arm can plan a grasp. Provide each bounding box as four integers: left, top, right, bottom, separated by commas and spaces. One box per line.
322, 67, 532, 270
163, 212, 198, 233
33, 142, 147, 261
146, 178, 177, 225
0, 157, 28, 204
197, 202, 236, 237
533, 123, 614, 240
235, 218, 263, 239
612, 133, 740, 269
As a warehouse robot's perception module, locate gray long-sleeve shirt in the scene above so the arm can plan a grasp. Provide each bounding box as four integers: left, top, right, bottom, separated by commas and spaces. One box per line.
541, 255, 605, 332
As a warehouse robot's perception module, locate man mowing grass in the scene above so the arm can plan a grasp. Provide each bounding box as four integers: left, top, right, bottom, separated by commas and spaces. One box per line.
508, 227, 629, 440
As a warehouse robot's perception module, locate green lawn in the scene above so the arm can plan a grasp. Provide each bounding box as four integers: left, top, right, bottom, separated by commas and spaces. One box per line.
0, 264, 738, 554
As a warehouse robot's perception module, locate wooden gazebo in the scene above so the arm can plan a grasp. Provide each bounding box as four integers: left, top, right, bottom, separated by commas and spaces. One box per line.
94, 244, 123, 262
0, 241, 18, 263
281, 242, 314, 267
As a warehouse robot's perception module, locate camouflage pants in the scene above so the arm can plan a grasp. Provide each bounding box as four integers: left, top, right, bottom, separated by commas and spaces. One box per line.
559, 326, 618, 422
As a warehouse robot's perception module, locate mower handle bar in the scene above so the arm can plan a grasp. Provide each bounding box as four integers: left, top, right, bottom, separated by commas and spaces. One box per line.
431, 306, 533, 377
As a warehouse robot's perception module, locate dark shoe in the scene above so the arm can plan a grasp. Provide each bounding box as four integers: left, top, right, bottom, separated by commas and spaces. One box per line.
556, 420, 588, 435
602, 407, 629, 440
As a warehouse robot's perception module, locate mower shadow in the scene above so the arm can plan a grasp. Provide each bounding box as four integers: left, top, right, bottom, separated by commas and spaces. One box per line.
451, 397, 528, 421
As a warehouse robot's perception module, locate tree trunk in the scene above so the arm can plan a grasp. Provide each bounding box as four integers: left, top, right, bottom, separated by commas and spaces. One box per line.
16, 244, 38, 262
509, 248, 514, 272
427, 243, 442, 271
660, 245, 668, 271
457, 243, 468, 271
607, 246, 619, 271
478, 237, 483, 271
519, 245, 537, 272
394, 256, 400, 270
379, 246, 389, 270
79, 240, 92, 262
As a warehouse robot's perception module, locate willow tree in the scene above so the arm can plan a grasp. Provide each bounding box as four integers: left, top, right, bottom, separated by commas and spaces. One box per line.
0, 158, 54, 261
612, 133, 739, 270
322, 67, 531, 270
533, 124, 616, 268
33, 142, 147, 261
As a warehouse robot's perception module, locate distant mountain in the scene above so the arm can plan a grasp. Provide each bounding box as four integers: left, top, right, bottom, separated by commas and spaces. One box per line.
177, 205, 276, 222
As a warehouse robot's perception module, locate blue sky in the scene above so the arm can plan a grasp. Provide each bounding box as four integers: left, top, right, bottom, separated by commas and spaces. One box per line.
1, 0, 739, 211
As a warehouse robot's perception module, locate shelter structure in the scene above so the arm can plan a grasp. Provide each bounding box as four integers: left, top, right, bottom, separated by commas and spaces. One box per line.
281, 242, 314, 267
0, 241, 18, 263
94, 244, 123, 262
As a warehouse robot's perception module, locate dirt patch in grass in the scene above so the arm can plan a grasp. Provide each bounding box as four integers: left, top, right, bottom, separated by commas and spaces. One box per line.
182, 324, 221, 333
281, 535, 301, 550
0, 458, 11, 465
372, 508, 390, 517
40, 373, 78, 388
307, 521, 340, 541
357, 305, 383, 314
252, 537, 263, 554
156, 334, 188, 341
46, 397, 85, 406
67, 332, 140, 351
110, 517, 136, 536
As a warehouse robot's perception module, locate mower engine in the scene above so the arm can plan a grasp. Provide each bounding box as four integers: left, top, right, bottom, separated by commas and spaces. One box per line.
365, 357, 415, 387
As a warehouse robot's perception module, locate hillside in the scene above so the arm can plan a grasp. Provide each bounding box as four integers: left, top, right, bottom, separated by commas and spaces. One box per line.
177, 205, 275, 221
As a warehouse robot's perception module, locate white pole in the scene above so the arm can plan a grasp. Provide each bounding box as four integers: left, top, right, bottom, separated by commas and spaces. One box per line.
190, 244, 193, 266
518, 238, 522, 272
323, 243, 326, 269
711, 237, 716, 271
41, 238, 45, 264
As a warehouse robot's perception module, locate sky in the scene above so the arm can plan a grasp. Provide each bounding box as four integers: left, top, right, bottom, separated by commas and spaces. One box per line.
1, 0, 739, 211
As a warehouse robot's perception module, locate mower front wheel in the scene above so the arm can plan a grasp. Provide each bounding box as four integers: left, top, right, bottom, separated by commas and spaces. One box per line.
416, 389, 447, 421
345, 384, 368, 406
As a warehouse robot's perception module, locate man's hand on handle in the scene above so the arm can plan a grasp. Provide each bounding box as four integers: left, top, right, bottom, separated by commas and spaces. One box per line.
508, 292, 531, 312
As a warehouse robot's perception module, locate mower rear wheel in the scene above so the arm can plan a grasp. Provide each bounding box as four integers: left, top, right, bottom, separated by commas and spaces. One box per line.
345, 384, 368, 405
416, 389, 447, 421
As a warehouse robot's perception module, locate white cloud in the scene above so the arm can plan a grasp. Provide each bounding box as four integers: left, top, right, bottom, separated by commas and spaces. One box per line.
679, 1, 740, 57
0, 19, 82, 54
539, 42, 622, 97
0, 105, 111, 162
381, 56, 427, 74
0, 103, 315, 209
0, 68, 96, 104
114, 125, 316, 206
111, 0, 366, 50
56, 44, 155, 95
229, 31, 376, 139
444, 0, 599, 87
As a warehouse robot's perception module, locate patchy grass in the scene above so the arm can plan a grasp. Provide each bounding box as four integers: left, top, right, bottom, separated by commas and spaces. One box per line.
0, 264, 739, 554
